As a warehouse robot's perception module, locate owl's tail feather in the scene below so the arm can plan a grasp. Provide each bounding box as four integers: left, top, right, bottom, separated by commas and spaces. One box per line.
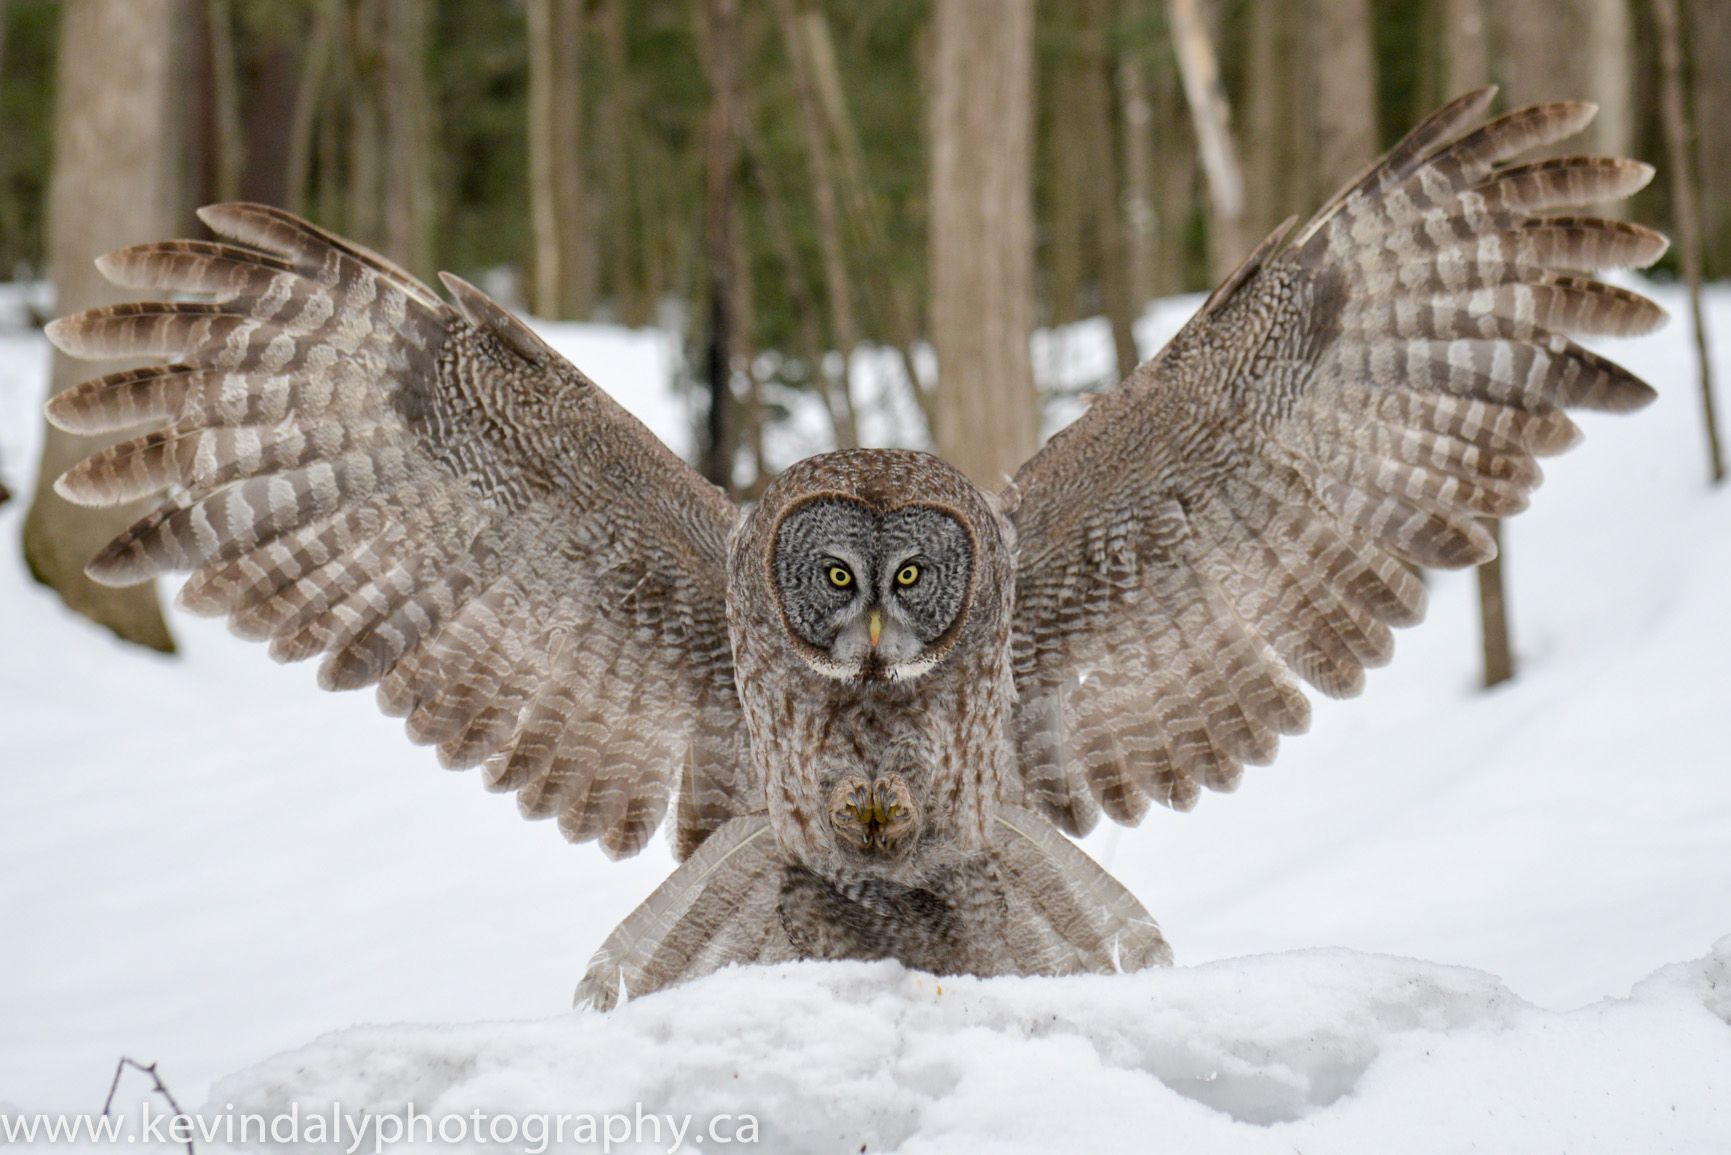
576, 816, 793, 1011
988, 804, 1174, 976
576, 807, 1171, 1011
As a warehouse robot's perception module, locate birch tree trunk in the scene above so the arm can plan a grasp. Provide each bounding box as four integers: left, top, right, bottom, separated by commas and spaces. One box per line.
928, 0, 1039, 488
527, 0, 595, 320
23, 0, 186, 653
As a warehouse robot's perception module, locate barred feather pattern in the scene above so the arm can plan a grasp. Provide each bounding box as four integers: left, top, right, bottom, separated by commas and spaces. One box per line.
1008, 88, 1666, 834
46, 203, 752, 859
574, 807, 1171, 1012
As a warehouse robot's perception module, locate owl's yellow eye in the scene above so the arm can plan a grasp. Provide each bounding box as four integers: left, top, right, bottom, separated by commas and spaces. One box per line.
896, 564, 921, 587
828, 565, 854, 589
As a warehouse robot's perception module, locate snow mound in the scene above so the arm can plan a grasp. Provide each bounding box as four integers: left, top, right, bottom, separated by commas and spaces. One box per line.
212, 942, 1731, 1153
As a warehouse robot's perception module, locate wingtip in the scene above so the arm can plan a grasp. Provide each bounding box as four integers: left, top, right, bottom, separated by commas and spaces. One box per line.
83, 546, 150, 588
52, 455, 125, 508
195, 201, 269, 232
1644, 228, 1673, 269
42, 315, 78, 355
50, 469, 87, 505
1556, 99, 1599, 134
42, 390, 78, 434
1459, 84, 1498, 112
439, 271, 554, 365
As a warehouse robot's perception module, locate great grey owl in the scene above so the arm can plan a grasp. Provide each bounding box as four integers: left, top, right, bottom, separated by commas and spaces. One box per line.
46, 89, 1665, 1008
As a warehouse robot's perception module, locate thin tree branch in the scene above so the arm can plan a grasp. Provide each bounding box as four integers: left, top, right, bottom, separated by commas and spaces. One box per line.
102, 1056, 195, 1155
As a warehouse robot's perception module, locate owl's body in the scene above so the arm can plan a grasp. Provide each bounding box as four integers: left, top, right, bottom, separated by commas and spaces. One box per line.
711, 449, 1150, 987
729, 451, 1016, 887
47, 89, 1666, 1008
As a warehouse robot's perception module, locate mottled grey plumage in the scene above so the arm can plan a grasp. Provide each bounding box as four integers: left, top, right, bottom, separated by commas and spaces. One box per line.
46, 88, 1664, 1010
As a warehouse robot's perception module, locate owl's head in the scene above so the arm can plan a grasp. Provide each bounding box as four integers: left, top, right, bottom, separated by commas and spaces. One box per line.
752, 450, 1000, 684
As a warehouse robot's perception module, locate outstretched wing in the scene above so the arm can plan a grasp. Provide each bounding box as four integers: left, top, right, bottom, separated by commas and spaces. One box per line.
47, 203, 750, 859
1007, 89, 1666, 834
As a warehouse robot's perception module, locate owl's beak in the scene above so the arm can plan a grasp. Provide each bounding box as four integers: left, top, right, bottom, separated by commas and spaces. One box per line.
867, 608, 884, 649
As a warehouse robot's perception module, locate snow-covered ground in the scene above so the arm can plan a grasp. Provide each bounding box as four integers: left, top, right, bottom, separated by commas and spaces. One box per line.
2, 285, 1728, 1151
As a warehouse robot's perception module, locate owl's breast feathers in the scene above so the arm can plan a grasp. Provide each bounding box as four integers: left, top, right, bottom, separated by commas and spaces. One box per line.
721, 448, 1020, 886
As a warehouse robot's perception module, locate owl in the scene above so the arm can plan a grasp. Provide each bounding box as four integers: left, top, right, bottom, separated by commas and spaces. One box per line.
46, 88, 1665, 1009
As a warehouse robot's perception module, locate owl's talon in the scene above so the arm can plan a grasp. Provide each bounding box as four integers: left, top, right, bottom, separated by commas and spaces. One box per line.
827, 772, 919, 855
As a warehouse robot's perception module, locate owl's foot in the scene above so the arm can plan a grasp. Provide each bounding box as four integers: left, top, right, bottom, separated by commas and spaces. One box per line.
828, 772, 918, 854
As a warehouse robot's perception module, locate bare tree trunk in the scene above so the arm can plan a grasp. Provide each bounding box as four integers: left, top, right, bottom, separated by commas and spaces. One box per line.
700, 0, 742, 489
285, 0, 335, 216
773, 0, 859, 449
205, 0, 245, 204
1688, 0, 1731, 278
1047, 0, 1137, 382
316, 11, 346, 225
794, 2, 928, 436
1047, 25, 1087, 330
1081, 0, 1138, 381
1306, 0, 1378, 204
1655, 0, 1725, 485
1440, 0, 1488, 98
345, 2, 382, 245
596, 0, 651, 327
738, 105, 824, 392
1240, 0, 1302, 245
527, 0, 595, 320
1146, 11, 1198, 296
1087, 0, 1142, 380
1168, 0, 1247, 278
1496, 0, 1632, 211
242, 26, 304, 208
1448, 0, 1512, 685
731, 209, 767, 493
23, 0, 185, 653
345, 0, 435, 277
1116, 0, 1160, 310
380, 0, 435, 278
1477, 521, 1513, 688
928, 0, 1039, 488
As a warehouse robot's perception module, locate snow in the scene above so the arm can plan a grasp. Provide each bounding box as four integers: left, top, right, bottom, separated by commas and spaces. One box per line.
205, 944, 1731, 1154
3, 288, 1729, 1151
